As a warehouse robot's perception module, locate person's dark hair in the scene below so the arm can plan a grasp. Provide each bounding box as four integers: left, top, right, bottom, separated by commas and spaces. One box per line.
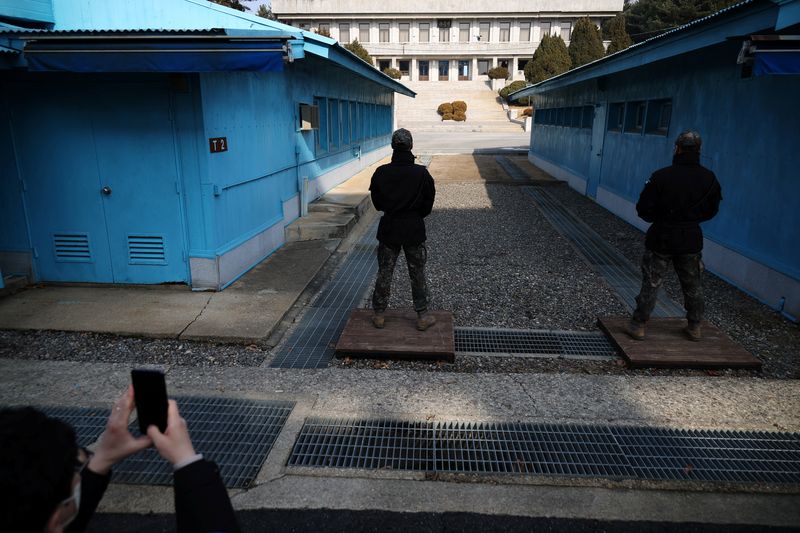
0, 407, 77, 532
675, 129, 701, 153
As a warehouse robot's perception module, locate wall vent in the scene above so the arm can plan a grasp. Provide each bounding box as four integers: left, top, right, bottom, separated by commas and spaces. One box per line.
53, 233, 92, 262
128, 235, 166, 264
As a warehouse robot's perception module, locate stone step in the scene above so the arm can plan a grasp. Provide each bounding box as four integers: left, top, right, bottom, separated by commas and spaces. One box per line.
285, 211, 358, 242
308, 194, 372, 219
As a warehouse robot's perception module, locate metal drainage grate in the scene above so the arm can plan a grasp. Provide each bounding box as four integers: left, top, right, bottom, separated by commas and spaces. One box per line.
495, 156, 529, 181
288, 418, 800, 484
40, 405, 109, 448
523, 187, 684, 318
270, 223, 378, 369
455, 327, 617, 360
114, 397, 294, 488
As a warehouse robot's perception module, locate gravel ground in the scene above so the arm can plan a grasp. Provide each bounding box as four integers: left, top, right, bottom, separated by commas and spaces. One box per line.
0, 330, 267, 367
331, 180, 799, 379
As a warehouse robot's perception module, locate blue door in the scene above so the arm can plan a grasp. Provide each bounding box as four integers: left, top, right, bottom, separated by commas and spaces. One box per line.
586, 103, 607, 198
10, 79, 188, 284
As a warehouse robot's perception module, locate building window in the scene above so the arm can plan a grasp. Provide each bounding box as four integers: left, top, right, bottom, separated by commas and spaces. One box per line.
478, 21, 490, 41
645, 99, 672, 135
341, 100, 350, 145
459, 22, 470, 42
439, 26, 450, 42
477, 59, 489, 75
498, 58, 510, 69
582, 105, 594, 128
438, 60, 449, 80
519, 22, 531, 42
339, 23, 350, 43
540, 22, 551, 38
571, 107, 582, 127
608, 103, 624, 132
399, 23, 409, 43
379, 23, 389, 42
314, 97, 328, 153
399, 60, 410, 76
298, 22, 310, 31
561, 22, 572, 42
329, 98, 339, 149
499, 22, 510, 42
378, 59, 390, 71
458, 60, 470, 80
419, 23, 430, 43
317, 23, 330, 36
625, 101, 646, 133
419, 60, 430, 80
359, 23, 370, 42
517, 58, 529, 71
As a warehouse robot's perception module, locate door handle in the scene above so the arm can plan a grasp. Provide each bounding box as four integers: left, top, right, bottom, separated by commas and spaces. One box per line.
101, 186, 112, 195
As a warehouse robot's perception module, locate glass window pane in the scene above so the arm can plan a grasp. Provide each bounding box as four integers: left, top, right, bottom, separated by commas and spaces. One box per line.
359, 23, 370, 42
419, 23, 430, 42
519, 22, 531, 42
499, 22, 510, 42
477, 59, 489, 75
318, 23, 329, 35
540, 22, 551, 38
459, 23, 470, 42
479, 21, 490, 41
561, 22, 571, 41
339, 23, 350, 43
439, 26, 450, 42
399, 60, 409, 75
379, 23, 389, 42
399, 23, 409, 42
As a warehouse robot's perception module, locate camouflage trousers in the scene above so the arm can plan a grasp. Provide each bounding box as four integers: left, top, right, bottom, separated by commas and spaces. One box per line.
372, 242, 429, 313
632, 250, 704, 324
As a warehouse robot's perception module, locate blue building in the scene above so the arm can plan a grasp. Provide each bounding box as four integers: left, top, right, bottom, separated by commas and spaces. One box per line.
512, 0, 800, 320
0, 0, 413, 290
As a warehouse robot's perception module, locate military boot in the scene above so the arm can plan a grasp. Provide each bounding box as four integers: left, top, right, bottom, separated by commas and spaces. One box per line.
627, 320, 645, 341
684, 322, 701, 342
372, 311, 385, 329
416, 310, 437, 331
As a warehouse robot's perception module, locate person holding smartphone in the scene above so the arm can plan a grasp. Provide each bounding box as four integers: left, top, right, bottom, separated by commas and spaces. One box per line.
0, 386, 240, 533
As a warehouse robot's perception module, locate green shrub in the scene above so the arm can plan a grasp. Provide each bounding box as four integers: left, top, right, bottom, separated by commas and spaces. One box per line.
487, 66, 509, 80
499, 80, 529, 101
382, 67, 402, 79
437, 102, 454, 116
453, 111, 466, 122
452, 100, 467, 112
442, 112, 454, 121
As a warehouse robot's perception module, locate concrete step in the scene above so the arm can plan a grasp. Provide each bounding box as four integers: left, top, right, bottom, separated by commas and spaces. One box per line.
285, 211, 358, 242
308, 194, 372, 220
0, 275, 29, 298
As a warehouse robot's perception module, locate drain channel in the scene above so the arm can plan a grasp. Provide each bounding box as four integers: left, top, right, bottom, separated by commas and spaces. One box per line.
455, 327, 617, 360
270, 223, 378, 369
523, 187, 684, 318
288, 418, 800, 484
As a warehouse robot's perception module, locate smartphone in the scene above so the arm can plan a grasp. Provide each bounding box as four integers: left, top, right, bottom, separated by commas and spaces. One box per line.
131, 369, 168, 434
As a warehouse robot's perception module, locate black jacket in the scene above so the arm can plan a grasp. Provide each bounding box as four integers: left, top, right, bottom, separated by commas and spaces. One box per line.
636, 152, 722, 255
370, 150, 436, 246
68, 459, 240, 533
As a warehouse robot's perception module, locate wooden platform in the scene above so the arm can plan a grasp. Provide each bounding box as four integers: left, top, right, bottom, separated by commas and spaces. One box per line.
598, 317, 761, 370
335, 309, 455, 362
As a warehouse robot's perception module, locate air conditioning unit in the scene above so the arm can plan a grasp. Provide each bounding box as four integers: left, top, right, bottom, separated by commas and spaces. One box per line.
299, 103, 319, 131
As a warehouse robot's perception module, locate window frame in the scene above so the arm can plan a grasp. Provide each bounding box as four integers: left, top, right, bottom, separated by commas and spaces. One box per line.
359, 22, 370, 43
418, 22, 430, 43
519, 21, 531, 42
624, 101, 647, 134
499, 21, 510, 42
608, 103, 625, 132
459, 22, 470, 42
339, 23, 350, 43
560, 22, 572, 42
478, 21, 490, 41
379, 22, 389, 43
398, 22, 410, 43
539, 21, 551, 38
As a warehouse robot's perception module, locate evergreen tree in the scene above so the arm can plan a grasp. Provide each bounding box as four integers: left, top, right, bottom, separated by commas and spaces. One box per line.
625, 0, 740, 42
568, 17, 605, 68
256, 4, 277, 20
343, 40, 373, 66
209, 0, 248, 12
604, 14, 633, 55
524, 35, 571, 84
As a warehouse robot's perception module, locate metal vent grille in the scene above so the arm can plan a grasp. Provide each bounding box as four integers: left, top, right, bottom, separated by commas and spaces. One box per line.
288, 418, 800, 484
114, 397, 294, 488
53, 233, 92, 262
523, 188, 684, 318
128, 234, 166, 264
455, 327, 617, 360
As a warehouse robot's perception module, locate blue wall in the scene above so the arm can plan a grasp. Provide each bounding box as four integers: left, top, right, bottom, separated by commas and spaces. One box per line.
530, 41, 800, 285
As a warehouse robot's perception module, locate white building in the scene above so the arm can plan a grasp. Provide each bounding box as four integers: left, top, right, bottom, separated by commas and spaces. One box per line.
270, 1, 623, 82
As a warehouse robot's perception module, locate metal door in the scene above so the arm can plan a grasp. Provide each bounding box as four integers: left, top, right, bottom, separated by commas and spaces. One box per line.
587, 103, 607, 198
91, 83, 188, 284
11, 86, 115, 282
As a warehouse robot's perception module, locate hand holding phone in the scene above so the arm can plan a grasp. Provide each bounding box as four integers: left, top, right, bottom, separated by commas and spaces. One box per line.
131, 369, 168, 434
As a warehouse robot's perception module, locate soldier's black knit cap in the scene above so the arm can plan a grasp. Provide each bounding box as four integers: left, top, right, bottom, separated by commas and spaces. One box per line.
391, 128, 413, 151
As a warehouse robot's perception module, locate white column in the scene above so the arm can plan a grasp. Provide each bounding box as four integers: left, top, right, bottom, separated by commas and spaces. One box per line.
472, 57, 478, 80
411, 58, 417, 81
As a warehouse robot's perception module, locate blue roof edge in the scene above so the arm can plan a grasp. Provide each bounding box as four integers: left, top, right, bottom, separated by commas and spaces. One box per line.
509, 0, 790, 100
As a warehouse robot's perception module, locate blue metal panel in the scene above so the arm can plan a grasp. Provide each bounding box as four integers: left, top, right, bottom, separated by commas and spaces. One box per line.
587, 104, 607, 198
0, 0, 54, 24
0, 93, 30, 252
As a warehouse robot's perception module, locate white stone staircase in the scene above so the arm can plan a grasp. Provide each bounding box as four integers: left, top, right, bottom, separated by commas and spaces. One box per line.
395, 80, 523, 133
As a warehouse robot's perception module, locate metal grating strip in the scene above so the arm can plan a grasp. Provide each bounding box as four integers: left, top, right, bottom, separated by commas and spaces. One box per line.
112, 397, 294, 488
39, 405, 109, 447
455, 327, 618, 360
288, 418, 800, 484
495, 156, 528, 181
523, 187, 684, 318
270, 223, 378, 369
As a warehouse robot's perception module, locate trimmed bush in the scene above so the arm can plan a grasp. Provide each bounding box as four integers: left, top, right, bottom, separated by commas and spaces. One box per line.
382, 67, 402, 79
487, 66, 509, 80
437, 102, 454, 116
442, 112, 454, 121
499, 80, 529, 101
452, 100, 467, 112
453, 111, 466, 122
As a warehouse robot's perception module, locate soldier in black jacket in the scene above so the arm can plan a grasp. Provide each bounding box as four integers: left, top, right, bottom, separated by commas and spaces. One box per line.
370, 128, 437, 331
628, 130, 722, 341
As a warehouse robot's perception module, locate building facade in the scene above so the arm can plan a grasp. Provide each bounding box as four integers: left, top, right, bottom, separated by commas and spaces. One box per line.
0, 0, 412, 290
512, 0, 800, 320
270, 1, 623, 82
